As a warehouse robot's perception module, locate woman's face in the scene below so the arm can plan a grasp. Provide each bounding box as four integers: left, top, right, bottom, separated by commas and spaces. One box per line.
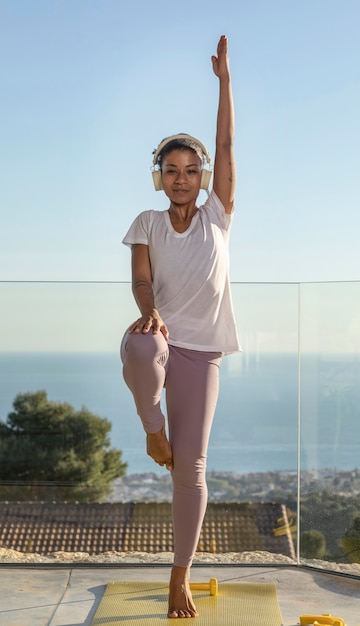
161, 149, 202, 204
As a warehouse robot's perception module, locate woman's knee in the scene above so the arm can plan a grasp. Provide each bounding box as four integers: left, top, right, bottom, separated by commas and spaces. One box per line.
172, 457, 207, 491
121, 330, 169, 363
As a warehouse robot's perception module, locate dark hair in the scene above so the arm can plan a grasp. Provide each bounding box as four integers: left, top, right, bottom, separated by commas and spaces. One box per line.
154, 135, 204, 170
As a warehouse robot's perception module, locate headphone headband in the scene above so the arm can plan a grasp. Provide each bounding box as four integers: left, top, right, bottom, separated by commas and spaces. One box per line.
152, 134, 211, 167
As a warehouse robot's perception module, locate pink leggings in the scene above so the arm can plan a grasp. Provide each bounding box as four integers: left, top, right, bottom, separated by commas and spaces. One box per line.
120, 330, 222, 568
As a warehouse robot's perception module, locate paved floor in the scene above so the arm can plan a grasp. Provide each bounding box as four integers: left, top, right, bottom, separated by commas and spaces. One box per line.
0, 565, 359, 626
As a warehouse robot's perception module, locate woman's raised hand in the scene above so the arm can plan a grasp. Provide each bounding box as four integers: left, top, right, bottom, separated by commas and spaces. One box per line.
211, 34, 230, 80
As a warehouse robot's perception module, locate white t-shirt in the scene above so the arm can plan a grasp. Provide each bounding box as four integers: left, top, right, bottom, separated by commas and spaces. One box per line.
122, 190, 240, 354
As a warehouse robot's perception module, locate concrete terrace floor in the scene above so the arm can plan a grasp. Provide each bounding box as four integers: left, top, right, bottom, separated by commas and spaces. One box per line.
0, 565, 359, 626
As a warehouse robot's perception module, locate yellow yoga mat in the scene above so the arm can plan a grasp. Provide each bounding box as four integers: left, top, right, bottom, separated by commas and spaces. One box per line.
90, 581, 283, 625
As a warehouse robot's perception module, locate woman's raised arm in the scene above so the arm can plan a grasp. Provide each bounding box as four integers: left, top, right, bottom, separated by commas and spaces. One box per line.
211, 35, 236, 214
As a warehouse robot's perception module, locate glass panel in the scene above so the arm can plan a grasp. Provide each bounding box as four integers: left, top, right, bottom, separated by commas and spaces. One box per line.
206, 283, 299, 563
299, 281, 360, 574
0, 281, 297, 565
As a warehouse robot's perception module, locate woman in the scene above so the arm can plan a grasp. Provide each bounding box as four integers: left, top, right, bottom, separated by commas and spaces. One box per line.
121, 35, 240, 618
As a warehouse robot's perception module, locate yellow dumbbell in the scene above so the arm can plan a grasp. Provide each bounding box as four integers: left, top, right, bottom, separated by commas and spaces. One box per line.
189, 577, 218, 596
300, 614, 346, 626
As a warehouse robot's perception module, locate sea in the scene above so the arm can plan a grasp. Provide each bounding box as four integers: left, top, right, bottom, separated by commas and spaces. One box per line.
0, 351, 359, 475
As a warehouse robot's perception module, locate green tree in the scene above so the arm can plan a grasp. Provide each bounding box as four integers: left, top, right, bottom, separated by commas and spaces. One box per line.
300, 529, 327, 559
341, 516, 360, 563
0, 390, 127, 502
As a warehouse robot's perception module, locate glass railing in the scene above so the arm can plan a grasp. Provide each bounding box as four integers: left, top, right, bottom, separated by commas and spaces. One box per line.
0, 280, 359, 575
298, 282, 360, 573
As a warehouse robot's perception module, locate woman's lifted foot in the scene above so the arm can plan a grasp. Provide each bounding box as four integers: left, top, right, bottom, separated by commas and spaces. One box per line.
146, 426, 174, 470
168, 566, 198, 618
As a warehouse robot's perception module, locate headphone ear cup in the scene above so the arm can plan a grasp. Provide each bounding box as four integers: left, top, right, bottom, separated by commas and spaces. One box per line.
200, 169, 212, 190
152, 170, 163, 191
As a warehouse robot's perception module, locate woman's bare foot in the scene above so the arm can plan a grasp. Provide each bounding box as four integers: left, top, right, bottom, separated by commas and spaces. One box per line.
168, 566, 198, 618
146, 427, 174, 470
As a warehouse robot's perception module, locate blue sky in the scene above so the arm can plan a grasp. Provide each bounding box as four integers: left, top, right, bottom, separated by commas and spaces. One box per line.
1, 0, 360, 285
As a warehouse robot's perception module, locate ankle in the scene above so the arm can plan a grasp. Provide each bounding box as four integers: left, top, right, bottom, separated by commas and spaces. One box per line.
170, 565, 190, 582
147, 427, 164, 439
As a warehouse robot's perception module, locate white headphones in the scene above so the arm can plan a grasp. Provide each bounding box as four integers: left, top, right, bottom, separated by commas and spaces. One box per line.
151, 133, 212, 191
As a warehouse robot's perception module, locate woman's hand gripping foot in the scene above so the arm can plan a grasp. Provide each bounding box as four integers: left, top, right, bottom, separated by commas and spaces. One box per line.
146, 427, 174, 471
168, 566, 198, 618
